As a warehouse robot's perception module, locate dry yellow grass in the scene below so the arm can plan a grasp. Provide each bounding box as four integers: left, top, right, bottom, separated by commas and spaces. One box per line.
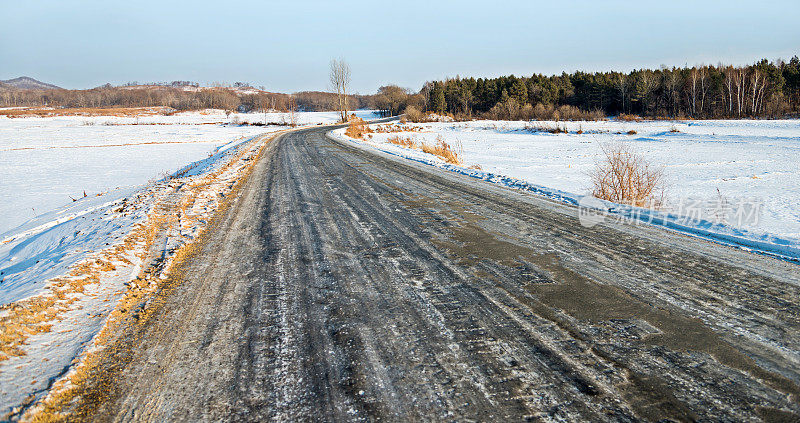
0, 107, 171, 118
387, 136, 416, 149
404, 106, 443, 123
420, 135, 462, 165
0, 253, 127, 363
345, 117, 371, 140
618, 113, 642, 122
344, 120, 424, 141
372, 124, 422, 134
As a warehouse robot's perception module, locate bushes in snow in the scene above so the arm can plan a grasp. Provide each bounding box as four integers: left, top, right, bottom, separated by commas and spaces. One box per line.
591, 143, 664, 207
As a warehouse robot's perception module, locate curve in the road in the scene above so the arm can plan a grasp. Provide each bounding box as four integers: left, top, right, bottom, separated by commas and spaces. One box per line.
43, 125, 800, 422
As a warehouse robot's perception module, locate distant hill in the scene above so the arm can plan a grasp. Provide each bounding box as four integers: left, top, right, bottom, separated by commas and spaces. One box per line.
0, 76, 62, 90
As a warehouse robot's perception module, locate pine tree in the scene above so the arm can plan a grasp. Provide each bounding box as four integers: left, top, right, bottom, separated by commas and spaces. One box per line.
509, 79, 528, 104
499, 89, 510, 104
431, 82, 447, 114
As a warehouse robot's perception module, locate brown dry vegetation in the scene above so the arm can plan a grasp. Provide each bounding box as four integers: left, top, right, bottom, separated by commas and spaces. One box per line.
1, 85, 290, 113
344, 116, 427, 139
0, 215, 153, 363
524, 122, 571, 134
591, 143, 664, 207
0, 107, 173, 118
487, 102, 605, 121
404, 106, 444, 123
344, 117, 371, 139
387, 136, 417, 148
372, 123, 422, 134
342, 119, 462, 166
421, 135, 462, 165
618, 113, 642, 122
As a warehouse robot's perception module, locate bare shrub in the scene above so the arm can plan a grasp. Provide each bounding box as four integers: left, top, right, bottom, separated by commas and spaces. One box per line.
404, 106, 446, 123
489, 102, 603, 121
556, 105, 588, 121
587, 108, 605, 120
373, 123, 421, 133
591, 143, 664, 207
626, 130, 637, 135
518, 104, 534, 120
404, 105, 424, 122
523, 122, 568, 134
532, 103, 553, 120
345, 117, 371, 139
452, 112, 473, 122
345, 120, 361, 138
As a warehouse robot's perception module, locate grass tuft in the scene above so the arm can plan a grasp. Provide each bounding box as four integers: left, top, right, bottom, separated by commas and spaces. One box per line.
387, 136, 416, 148
421, 135, 462, 165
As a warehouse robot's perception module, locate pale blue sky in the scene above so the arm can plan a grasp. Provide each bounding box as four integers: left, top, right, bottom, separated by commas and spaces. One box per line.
2, 0, 798, 93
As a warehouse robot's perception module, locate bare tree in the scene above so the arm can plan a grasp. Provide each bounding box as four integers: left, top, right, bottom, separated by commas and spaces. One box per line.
663, 68, 681, 117
286, 94, 297, 127
689, 68, 698, 117
420, 82, 434, 112
257, 95, 269, 123
699, 66, 707, 117
750, 68, 767, 115
616, 74, 628, 114
723, 65, 735, 115
734, 67, 746, 117
636, 71, 657, 116
329, 58, 352, 122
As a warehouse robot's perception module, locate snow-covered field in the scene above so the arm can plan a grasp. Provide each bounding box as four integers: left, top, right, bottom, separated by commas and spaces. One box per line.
335, 118, 800, 259
0, 109, 376, 235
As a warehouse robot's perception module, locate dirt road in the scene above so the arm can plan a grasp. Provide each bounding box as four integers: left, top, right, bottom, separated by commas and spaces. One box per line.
61, 125, 800, 421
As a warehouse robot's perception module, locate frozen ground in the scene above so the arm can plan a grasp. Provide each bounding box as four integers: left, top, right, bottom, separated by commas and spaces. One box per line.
334, 118, 800, 259
0, 109, 376, 235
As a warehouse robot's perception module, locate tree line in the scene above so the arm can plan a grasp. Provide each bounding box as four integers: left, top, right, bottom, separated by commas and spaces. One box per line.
414, 57, 800, 119
4, 56, 798, 120
0, 83, 376, 114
